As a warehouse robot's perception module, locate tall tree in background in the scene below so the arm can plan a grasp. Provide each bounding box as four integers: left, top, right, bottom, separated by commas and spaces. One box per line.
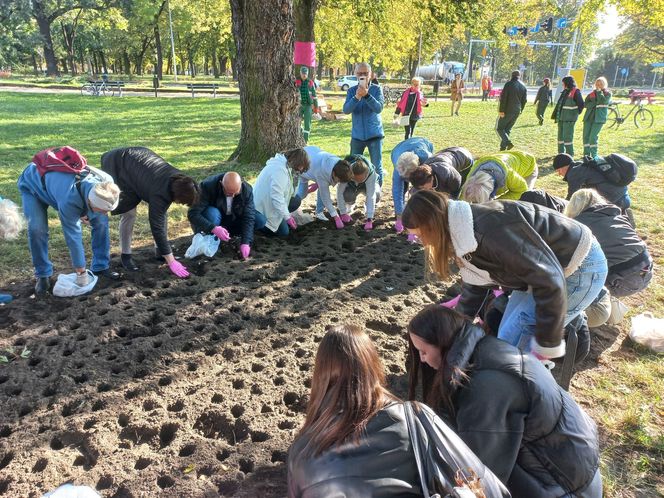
294, 0, 318, 74
229, 0, 303, 163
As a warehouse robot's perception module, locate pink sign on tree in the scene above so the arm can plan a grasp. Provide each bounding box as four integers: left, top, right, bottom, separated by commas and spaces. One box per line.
294, 42, 316, 67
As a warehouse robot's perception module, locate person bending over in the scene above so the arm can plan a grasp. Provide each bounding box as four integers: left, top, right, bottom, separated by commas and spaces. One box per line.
253, 148, 310, 236
296, 146, 352, 228
101, 147, 200, 278
461, 150, 537, 203
188, 172, 265, 260
336, 155, 380, 231
407, 305, 603, 498
0, 197, 23, 302
407, 147, 469, 198
18, 163, 120, 294
391, 137, 434, 233
402, 190, 607, 360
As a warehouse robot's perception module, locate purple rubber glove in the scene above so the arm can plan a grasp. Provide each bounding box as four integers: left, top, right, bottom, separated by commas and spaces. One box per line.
440, 295, 461, 309
287, 217, 297, 230
334, 216, 344, 229
240, 244, 251, 260
395, 219, 404, 233
212, 226, 230, 242
407, 233, 419, 244
364, 220, 373, 231
307, 183, 319, 193
340, 214, 353, 224
168, 259, 190, 278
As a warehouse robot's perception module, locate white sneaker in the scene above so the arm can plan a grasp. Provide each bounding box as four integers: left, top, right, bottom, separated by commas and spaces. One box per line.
314, 212, 328, 221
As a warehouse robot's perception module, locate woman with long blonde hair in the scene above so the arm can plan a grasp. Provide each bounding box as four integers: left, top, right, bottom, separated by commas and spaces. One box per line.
401, 190, 607, 360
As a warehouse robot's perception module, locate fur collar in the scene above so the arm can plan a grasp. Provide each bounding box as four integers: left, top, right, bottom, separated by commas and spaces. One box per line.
447, 200, 477, 257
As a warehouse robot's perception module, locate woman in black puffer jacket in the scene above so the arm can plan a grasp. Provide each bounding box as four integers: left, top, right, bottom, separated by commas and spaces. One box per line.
408, 305, 603, 498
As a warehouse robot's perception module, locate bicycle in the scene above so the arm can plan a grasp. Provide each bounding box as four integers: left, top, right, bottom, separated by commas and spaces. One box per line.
80, 80, 114, 97
606, 99, 654, 130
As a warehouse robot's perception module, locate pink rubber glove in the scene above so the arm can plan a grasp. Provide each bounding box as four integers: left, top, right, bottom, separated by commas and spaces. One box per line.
307, 183, 319, 193
212, 226, 230, 242
340, 214, 353, 224
395, 219, 404, 233
240, 244, 251, 259
334, 216, 344, 229
364, 220, 373, 231
168, 259, 190, 278
407, 233, 419, 244
441, 295, 461, 309
287, 217, 297, 230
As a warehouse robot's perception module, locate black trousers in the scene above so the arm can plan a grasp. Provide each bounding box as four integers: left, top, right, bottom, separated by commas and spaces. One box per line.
404, 118, 418, 140
496, 112, 519, 149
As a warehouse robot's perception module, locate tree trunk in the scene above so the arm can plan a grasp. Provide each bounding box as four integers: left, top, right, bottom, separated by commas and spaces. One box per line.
229, 0, 303, 162
92, 52, 99, 75
230, 56, 238, 80
99, 51, 107, 74
211, 46, 219, 78
123, 51, 131, 75
33, 4, 59, 76
220, 56, 228, 75
32, 53, 40, 76
293, 0, 318, 76
154, 24, 163, 79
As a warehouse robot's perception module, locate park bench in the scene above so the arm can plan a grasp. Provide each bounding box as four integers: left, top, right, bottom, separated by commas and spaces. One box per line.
186, 83, 220, 98
489, 88, 502, 99
629, 91, 656, 104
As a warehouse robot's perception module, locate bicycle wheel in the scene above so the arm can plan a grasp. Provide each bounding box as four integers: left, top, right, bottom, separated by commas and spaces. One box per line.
605, 108, 619, 129
81, 84, 95, 96
99, 85, 108, 97
634, 108, 654, 129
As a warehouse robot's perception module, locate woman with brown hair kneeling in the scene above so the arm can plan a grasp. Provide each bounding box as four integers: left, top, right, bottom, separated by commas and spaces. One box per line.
408, 305, 602, 498
287, 324, 507, 498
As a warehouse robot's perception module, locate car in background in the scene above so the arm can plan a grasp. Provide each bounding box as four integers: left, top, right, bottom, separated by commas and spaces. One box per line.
337, 75, 358, 91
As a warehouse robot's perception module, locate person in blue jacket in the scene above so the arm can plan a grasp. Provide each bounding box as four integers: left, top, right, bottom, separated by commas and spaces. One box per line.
17, 163, 121, 295
391, 137, 434, 233
343, 62, 385, 187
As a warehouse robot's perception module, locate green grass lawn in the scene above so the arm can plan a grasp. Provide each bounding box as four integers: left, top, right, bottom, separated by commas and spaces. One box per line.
0, 92, 663, 496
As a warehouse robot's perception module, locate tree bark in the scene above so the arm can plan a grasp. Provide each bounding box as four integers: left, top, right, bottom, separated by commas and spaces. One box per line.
294, 0, 317, 75
33, 1, 58, 76
154, 24, 164, 79
229, 0, 303, 162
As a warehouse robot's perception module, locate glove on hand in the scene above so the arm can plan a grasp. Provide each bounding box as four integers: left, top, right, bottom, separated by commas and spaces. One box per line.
407, 233, 419, 243
240, 244, 251, 259
395, 219, 404, 233
334, 216, 344, 229
287, 217, 297, 230
168, 259, 190, 278
340, 214, 353, 224
212, 226, 230, 242
307, 183, 319, 193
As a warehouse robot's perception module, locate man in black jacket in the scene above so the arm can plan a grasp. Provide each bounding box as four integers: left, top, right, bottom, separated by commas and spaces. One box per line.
188, 172, 265, 260
553, 153, 632, 212
101, 147, 200, 278
496, 70, 528, 151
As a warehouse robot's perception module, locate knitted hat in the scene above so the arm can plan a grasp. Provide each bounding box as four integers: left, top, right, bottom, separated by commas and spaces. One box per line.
553, 153, 574, 170
88, 182, 120, 212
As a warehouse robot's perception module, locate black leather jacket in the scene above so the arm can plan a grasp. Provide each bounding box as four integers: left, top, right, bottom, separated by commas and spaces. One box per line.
457, 201, 593, 349
437, 323, 600, 498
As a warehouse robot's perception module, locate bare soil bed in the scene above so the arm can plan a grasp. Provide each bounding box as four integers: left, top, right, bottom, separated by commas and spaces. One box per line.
0, 202, 457, 497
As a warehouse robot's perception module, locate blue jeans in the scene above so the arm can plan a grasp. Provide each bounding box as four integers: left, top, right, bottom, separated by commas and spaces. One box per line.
200, 206, 266, 233
22, 191, 110, 277
350, 137, 384, 187
497, 239, 608, 352
296, 178, 324, 214
259, 220, 290, 236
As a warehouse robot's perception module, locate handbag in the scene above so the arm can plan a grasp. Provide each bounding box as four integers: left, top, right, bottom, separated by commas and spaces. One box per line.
403, 401, 511, 498
398, 92, 418, 126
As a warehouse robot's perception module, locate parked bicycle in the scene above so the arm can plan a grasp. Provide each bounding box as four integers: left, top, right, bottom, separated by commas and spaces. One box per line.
606, 99, 654, 130
81, 80, 114, 97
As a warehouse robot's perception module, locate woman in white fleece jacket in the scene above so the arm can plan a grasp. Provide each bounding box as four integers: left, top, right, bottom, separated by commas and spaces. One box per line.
253, 148, 310, 236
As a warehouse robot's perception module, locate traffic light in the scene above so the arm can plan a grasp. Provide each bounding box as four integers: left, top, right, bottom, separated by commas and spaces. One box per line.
541, 17, 553, 32
519, 27, 529, 37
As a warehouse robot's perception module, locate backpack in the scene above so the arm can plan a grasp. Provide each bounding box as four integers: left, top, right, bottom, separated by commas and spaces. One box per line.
32, 146, 92, 202
585, 153, 637, 186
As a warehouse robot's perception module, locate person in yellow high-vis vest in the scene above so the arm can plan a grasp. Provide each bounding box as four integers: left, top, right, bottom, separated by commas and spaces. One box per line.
552, 76, 584, 156
583, 77, 612, 158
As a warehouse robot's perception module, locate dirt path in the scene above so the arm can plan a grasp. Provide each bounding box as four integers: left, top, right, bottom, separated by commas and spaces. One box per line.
0, 85, 237, 99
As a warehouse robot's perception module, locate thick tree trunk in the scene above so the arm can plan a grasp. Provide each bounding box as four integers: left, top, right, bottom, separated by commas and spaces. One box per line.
154, 24, 164, 79
92, 52, 99, 75
229, 0, 303, 162
33, 4, 59, 76
32, 53, 40, 76
211, 46, 219, 78
220, 56, 228, 75
230, 56, 237, 80
294, 0, 317, 75
123, 51, 131, 75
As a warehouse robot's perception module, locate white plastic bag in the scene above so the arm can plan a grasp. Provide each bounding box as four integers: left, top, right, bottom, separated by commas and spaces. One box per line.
629, 313, 664, 353
606, 296, 629, 326
185, 233, 220, 259
312, 112, 322, 121
43, 484, 101, 498
52, 270, 98, 297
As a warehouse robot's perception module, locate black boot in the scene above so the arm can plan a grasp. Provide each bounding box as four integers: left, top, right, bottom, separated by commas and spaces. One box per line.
121, 253, 139, 272
35, 277, 50, 295
93, 269, 122, 280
